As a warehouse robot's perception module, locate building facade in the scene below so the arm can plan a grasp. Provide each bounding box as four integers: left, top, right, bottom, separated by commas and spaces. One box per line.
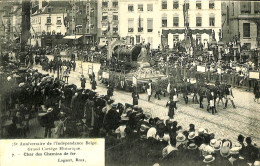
66, 0, 98, 48
118, 0, 221, 49
0, 0, 22, 52
30, 0, 70, 47
97, 0, 119, 46
118, 0, 160, 49
222, 1, 260, 49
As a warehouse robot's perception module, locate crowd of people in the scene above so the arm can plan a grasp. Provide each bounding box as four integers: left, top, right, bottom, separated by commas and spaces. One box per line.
1, 39, 260, 166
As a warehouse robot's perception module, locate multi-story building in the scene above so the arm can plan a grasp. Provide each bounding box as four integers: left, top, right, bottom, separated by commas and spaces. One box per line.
222, 1, 260, 49
160, 0, 221, 49
0, 0, 22, 52
118, 0, 221, 49
66, 0, 98, 48
97, 0, 119, 46
118, 0, 160, 49
30, 0, 70, 47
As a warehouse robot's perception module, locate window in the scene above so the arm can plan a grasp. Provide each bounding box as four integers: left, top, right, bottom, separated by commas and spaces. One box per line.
209, 0, 214, 9
136, 35, 140, 43
196, 34, 201, 42
138, 18, 143, 32
112, 1, 118, 8
102, 1, 108, 8
173, 35, 179, 41
162, 1, 167, 9
196, 0, 202, 9
184, 2, 189, 10
128, 4, 134, 12
47, 17, 51, 24
243, 23, 250, 38
147, 4, 153, 11
113, 25, 118, 33
138, 4, 143, 11
57, 26, 61, 34
102, 12, 108, 21
162, 17, 167, 27
254, 2, 260, 14
240, 2, 251, 14
113, 12, 118, 20
173, 0, 179, 9
186, 16, 190, 26
47, 7, 53, 13
128, 18, 134, 32
173, 17, 179, 27
57, 17, 62, 25
244, 43, 251, 49
147, 18, 153, 32
209, 16, 215, 26
196, 17, 202, 27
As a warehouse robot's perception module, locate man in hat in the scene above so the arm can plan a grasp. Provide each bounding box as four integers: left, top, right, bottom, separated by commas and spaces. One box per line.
229, 147, 248, 165
132, 91, 139, 105
80, 75, 86, 89
103, 104, 120, 131
224, 84, 236, 109
43, 108, 55, 138
244, 137, 259, 164
90, 77, 97, 91
166, 97, 176, 119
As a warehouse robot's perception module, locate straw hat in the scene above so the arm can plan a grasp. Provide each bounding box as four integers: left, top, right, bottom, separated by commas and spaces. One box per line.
210, 139, 217, 147
213, 140, 223, 151
222, 140, 231, 148
47, 108, 53, 112
203, 155, 215, 163
230, 147, 240, 154
232, 142, 242, 150
220, 146, 230, 158
176, 133, 186, 142
188, 132, 196, 140
187, 143, 198, 150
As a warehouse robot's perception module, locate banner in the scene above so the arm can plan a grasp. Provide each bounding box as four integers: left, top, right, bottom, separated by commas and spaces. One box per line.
249, 71, 260, 79
197, 66, 206, 72
133, 76, 137, 86
102, 72, 109, 79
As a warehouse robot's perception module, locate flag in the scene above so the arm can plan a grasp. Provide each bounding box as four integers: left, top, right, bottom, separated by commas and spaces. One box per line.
138, 15, 141, 29
107, 21, 110, 32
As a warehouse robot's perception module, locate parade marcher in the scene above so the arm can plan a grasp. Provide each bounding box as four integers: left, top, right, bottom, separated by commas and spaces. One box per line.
208, 91, 217, 115
224, 85, 236, 109
63, 67, 69, 84
80, 75, 86, 89
166, 97, 176, 119
147, 80, 152, 102
107, 82, 114, 99
154, 80, 162, 100
91, 78, 97, 91
254, 82, 259, 103
132, 90, 139, 106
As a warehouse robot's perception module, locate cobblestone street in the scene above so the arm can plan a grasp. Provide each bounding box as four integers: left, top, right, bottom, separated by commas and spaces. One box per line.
31, 56, 260, 145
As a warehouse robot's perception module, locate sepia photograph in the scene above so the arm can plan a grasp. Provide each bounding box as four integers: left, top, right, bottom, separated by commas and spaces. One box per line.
0, 0, 260, 165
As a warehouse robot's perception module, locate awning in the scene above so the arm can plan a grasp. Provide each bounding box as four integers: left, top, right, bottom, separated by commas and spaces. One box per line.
63, 35, 83, 40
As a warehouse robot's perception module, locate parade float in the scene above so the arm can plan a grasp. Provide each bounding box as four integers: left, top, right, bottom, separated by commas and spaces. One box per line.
99, 43, 168, 93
